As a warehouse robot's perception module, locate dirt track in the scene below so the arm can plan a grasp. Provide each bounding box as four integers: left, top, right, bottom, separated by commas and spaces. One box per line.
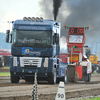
0, 68, 100, 100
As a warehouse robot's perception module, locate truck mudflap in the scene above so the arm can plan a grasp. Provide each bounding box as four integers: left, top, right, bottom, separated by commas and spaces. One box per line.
74, 65, 83, 82
67, 65, 75, 82
67, 65, 83, 82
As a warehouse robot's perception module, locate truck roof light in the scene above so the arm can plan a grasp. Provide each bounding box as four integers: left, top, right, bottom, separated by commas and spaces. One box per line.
85, 25, 89, 29
32, 17, 35, 21
87, 25, 89, 28
65, 25, 69, 28
28, 17, 31, 21
23, 17, 27, 21
36, 17, 39, 21
67, 25, 69, 28
40, 17, 43, 21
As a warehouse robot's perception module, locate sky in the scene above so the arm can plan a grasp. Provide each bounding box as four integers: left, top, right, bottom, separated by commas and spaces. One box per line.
0, 0, 42, 33
1, 0, 100, 53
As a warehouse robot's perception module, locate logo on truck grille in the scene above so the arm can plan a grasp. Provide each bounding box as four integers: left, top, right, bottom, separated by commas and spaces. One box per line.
29, 60, 33, 65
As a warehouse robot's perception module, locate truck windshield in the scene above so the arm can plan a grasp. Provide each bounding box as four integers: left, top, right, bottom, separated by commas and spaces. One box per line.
12, 30, 52, 47
69, 35, 83, 43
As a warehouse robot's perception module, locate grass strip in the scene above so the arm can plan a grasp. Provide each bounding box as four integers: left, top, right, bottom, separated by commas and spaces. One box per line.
86, 97, 100, 100
81, 97, 100, 100
0, 72, 10, 76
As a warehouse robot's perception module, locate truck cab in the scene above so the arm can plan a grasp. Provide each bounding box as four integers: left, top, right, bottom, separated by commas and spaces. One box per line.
6, 17, 67, 84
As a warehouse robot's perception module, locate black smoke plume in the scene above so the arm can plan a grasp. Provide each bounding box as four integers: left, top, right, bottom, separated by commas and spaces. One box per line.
53, 0, 63, 21
39, 0, 100, 53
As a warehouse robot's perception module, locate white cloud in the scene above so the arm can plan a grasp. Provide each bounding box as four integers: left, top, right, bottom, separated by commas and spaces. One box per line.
0, 12, 17, 33
0, 0, 42, 33
2, 12, 17, 22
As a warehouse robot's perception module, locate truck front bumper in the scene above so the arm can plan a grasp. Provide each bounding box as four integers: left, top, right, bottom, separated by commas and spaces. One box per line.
10, 66, 49, 78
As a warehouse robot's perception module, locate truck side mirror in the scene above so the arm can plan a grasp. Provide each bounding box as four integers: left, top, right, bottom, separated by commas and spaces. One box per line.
10, 34, 12, 43
55, 34, 59, 44
6, 30, 10, 43
53, 35, 55, 44
53, 33, 59, 44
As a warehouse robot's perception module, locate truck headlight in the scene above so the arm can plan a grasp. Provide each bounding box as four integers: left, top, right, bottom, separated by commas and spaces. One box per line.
13, 57, 18, 66
44, 58, 48, 67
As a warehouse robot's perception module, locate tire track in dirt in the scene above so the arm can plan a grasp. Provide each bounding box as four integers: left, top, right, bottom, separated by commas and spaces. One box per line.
0, 69, 100, 100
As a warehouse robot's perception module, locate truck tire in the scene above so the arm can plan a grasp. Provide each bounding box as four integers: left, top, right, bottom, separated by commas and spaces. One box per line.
48, 68, 57, 84
85, 73, 91, 82
62, 71, 67, 84
87, 73, 91, 82
10, 72, 19, 83
0, 61, 2, 67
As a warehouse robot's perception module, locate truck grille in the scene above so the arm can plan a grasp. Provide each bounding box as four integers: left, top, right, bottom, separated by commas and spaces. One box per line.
20, 57, 42, 67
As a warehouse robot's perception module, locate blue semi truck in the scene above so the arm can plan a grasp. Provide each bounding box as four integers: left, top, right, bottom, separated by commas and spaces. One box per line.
6, 17, 68, 84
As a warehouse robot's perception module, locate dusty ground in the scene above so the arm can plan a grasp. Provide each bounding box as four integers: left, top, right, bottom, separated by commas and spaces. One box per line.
0, 67, 10, 72
0, 67, 100, 100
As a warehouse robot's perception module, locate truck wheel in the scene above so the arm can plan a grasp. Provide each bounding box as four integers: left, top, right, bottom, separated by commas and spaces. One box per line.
85, 73, 91, 82
0, 61, 2, 67
10, 72, 19, 83
48, 68, 57, 84
87, 73, 91, 82
62, 71, 67, 84
85, 74, 88, 82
